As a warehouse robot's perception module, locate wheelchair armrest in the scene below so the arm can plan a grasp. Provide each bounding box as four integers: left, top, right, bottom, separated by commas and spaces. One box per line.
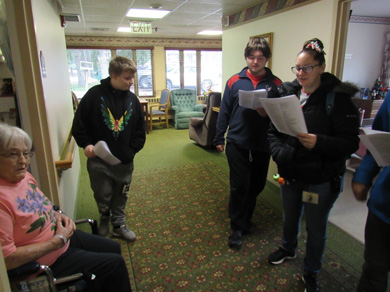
53, 205, 98, 235
7, 262, 41, 278
75, 218, 99, 235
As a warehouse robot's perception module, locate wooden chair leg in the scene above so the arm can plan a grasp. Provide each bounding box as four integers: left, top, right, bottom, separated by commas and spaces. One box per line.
149, 113, 153, 131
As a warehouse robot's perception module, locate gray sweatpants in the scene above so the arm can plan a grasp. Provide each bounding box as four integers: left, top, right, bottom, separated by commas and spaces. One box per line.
87, 156, 134, 226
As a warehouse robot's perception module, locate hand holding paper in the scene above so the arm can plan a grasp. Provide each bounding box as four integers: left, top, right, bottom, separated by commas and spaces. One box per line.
94, 141, 121, 165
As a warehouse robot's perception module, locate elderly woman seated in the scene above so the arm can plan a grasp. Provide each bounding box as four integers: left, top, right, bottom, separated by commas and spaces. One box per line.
0, 123, 131, 292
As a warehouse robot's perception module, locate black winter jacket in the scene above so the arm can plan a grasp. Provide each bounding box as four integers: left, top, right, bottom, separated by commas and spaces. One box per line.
72, 77, 146, 164
268, 73, 360, 184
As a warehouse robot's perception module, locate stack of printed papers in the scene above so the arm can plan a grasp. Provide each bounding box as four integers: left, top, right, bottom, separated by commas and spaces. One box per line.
239, 90, 307, 136
359, 128, 390, 166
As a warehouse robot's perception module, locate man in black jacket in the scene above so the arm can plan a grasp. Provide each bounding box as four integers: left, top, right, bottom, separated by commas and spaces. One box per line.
72, 56, 146, 242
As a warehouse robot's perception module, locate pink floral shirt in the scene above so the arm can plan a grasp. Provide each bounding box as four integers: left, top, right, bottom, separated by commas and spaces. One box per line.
0, 172, 69, 267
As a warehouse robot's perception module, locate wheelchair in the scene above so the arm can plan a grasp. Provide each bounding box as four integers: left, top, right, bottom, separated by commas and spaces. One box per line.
7, 218, 98, 292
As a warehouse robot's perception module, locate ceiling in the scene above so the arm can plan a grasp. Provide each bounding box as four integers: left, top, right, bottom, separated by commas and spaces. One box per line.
60, 0, 262, 39
60, 0, 390, 39
350, 0, 390, 18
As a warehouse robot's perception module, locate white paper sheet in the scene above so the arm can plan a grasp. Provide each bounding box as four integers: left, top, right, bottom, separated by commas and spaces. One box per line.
261, 95, 308, 136
238, 89, 267, 109
94, 141, 121, 165
359, 128, 390, 166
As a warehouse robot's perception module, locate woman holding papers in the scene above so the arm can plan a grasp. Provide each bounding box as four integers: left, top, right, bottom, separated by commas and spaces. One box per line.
267, 38, 360, 292
352, 91, 390, 292
214, 37, 282, 249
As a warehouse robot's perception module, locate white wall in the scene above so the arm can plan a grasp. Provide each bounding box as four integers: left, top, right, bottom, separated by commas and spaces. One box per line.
222, 0, 338, 85
31, 0, 80, 217
343, 22, 390, 89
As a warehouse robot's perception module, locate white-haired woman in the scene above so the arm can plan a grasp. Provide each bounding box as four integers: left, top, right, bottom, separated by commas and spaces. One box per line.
0, 123, 131, 292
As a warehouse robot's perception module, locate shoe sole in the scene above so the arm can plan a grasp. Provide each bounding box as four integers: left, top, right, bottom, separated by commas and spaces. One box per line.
228, 241, 242, 249
268, 255, 296, 265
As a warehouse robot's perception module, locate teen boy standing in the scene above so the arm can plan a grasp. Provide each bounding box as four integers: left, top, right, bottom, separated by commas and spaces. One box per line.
72, 56, 146, 241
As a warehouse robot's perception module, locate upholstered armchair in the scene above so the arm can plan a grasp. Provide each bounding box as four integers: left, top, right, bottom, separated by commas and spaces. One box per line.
189, 92, 221, 147
170, 89, 205, 129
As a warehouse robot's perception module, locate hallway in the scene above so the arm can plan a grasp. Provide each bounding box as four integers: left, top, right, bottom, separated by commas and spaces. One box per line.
329, 170, 368, 244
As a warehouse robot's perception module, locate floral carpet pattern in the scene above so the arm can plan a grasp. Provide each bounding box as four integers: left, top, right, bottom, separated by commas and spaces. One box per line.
124, 162, 364, 292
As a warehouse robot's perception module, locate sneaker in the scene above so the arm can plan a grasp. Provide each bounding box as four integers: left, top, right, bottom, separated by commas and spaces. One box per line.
113, 225, 136, 242
228, 230, 242, 249
98, 214, 110, 236
268, 247, 296, 265
302, 274, 320, 292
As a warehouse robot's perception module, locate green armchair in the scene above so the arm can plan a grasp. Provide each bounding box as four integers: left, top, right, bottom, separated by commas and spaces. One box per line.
170, 89, 205, 129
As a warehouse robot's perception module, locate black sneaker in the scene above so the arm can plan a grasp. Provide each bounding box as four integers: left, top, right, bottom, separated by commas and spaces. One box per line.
228, 230, 242, 249
302, 274, 320, 292
268, 247, 296, 264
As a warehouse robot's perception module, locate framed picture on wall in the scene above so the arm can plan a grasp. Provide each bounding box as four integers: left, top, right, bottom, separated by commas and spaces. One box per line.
250, 32, 273, 70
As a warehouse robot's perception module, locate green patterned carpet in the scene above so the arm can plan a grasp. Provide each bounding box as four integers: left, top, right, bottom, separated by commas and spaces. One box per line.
124, 162, 364, 292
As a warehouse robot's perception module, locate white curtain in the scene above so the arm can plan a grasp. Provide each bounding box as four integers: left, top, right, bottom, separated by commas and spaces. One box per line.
0, 0, 14, 77
381, 32, 390, 91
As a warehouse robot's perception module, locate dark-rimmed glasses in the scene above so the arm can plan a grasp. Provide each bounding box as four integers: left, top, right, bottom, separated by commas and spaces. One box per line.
291, 64, 320, 74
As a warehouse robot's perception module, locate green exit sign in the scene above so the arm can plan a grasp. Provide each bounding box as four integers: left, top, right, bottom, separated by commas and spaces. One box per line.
130, 22, 152, 34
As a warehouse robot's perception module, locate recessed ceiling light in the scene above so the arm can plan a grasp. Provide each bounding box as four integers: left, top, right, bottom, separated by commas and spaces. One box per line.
126, 8, 170, 19
197, 30, 223, 35
117, 27, 132, 32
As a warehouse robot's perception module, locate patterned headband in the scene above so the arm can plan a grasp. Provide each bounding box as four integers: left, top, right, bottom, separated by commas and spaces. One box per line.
305, 41, 326, 55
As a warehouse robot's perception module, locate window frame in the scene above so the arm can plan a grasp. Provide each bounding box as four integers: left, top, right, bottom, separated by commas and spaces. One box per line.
66, 46, 154, 97
165, 48, 222, 95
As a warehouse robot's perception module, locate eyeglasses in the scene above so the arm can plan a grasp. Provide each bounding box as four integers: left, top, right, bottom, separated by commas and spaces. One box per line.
247, 56, 267, 62
291, 64, 321, 74
1, 151, 34, 161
